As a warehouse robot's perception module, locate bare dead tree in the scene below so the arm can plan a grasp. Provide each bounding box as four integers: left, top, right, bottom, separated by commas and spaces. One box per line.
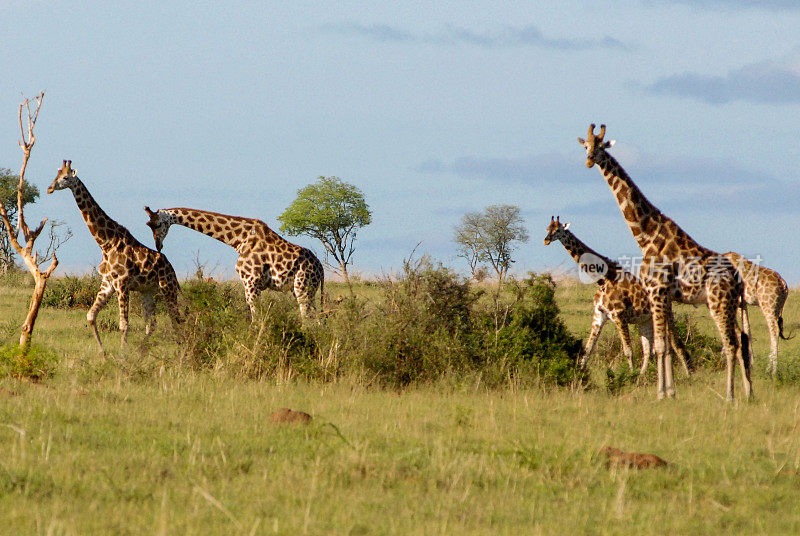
0, 92, 62, 353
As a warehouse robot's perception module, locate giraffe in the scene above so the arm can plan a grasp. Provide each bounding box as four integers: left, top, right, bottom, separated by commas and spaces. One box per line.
47, 160, 182, 353
578, 124, 751, 400
143, 207, 324, 319
725, 251, 791, 376
544, 216, 691, 376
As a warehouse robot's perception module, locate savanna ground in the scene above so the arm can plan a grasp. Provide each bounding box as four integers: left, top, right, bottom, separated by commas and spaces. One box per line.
1, 267, 799, 535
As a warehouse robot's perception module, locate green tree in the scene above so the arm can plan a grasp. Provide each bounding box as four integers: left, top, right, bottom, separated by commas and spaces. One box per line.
454, 204, 529, 283
0, 168, 39, 272
279, 176, 371, 283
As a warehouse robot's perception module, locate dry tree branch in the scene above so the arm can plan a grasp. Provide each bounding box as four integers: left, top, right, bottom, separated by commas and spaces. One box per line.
0, 91, 61, 352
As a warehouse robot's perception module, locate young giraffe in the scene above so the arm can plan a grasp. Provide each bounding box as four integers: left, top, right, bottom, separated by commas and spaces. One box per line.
578, 124, 751, 400
725, 251, 791, 376
47, 161, 181, 352
544, 217, 691, 376
144, 207, 324, 319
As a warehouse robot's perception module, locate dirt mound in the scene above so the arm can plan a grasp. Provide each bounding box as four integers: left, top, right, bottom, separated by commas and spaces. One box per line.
600, 446, 668, 469
269, 407, 312, 424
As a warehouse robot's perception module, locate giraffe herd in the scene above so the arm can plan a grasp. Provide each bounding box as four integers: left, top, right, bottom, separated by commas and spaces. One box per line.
47, 160, 323, 354
45, 122, 790, 401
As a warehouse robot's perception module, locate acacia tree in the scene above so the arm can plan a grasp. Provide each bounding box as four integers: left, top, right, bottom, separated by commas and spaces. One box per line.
278, 176, 371, 284
453, 204, 529, 283
0, 168, 39, 272
0, 92, 63, 353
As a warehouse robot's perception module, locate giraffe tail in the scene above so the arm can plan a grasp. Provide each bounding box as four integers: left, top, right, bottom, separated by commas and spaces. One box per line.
319, 274, 325, 312
778, 316, 795, 340
739, 294, 751, 369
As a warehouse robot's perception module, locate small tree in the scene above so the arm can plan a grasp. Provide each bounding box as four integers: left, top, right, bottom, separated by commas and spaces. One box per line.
0, 168, 39, 272
0, 92, 64, 354
454, 211, 484, 278
279, 176, 371, 284
454, 204, 529, 283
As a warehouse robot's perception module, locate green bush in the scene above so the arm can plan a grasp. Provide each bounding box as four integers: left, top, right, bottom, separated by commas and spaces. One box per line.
604, 362, 639, 395
487, 274, 586, 387
0, 344, 57, 380
178, 278, 248, 367
155, 260, 591, 389
42, 272, 101, 308
672, 313, 723, 371
0, 267, 33, 288
358, 258, 481, 386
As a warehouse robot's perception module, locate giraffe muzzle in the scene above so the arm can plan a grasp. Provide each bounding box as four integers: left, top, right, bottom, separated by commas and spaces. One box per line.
585, 158, 595, 168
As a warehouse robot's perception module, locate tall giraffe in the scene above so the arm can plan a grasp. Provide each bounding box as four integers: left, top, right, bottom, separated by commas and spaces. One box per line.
144, 207, 324, 318
725, 251, 791, 375
544, 217, 691, 376
47, 161, 181, 352
578, 124, 751, 400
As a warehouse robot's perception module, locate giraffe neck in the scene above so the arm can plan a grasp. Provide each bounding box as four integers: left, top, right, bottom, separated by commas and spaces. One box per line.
163, 208, 281, 250
593, 150, 705, 257
558, 230, 621, 281
557, 231, 612, 267
70, 179, 130, 249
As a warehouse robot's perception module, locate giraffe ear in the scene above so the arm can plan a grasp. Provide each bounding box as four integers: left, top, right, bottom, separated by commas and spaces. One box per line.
577, 137, 586, 145
605, 140, 615, 148
563, 222, 571, 230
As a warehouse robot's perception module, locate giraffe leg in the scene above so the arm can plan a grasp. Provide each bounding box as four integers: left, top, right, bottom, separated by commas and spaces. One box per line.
765, 310, 780, 377
142, 293, 156, 336
638, 320, 653, 376
648, 291, 673, 399
293, 269, 316, 319
707, 285, 750, 401
580, 306, 607, 368
236, 261, 260, 321
117, 289, 130, 346
243, 282, 259, 321
612, 318, 634, 369
87, 278, 115, 354
158, 277, 183, 331
667, 310, 692, 376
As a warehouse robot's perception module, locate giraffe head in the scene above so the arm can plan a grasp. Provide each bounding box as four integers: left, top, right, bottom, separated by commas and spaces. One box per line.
577, 123, 615, 168
144, 206, 174, 252
47, 160, 78, 194
543, 216, 570, 245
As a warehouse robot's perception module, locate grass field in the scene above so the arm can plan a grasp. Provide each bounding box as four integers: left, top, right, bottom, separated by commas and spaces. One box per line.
1, 275, 799, 535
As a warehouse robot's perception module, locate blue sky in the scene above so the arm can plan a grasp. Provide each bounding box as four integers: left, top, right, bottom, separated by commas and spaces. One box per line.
1, 1, 799, 283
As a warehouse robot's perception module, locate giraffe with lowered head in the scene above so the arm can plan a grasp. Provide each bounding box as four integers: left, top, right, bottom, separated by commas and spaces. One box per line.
577, 124, 750, 400
47, 160, 182, 352
724, 251, 791, 376
544, 216, 691, 376
144, 207, 324, 318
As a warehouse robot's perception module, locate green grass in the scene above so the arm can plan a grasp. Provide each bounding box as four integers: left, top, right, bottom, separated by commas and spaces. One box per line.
0, 274, 799, 534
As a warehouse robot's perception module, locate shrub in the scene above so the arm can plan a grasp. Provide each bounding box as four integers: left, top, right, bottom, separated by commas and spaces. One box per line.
672, 312, 723, 371
42, 272, 101, 308
0, 267, 33, 288
487, 274, 586, 386
352, 257, 481, 386
315, 262, 585, 388
154, 260, 592, 389
178, 278, 247, 367
0, 344, 57, 380
604, 362, 639, 395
